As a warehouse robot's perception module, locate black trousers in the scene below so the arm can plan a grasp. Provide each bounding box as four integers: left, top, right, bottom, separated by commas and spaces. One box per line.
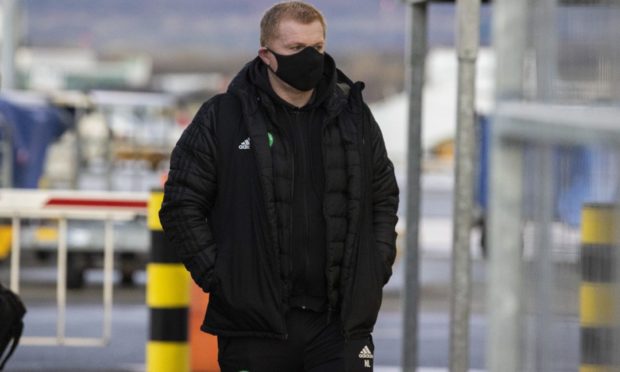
217, 308, 375, 372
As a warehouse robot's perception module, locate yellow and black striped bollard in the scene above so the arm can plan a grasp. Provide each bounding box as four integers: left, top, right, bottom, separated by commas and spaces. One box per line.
146, 189, 190, 372
580, 203, 618, 372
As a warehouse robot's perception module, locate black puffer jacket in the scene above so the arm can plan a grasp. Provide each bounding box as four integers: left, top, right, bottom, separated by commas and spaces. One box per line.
160, 56, 399, 340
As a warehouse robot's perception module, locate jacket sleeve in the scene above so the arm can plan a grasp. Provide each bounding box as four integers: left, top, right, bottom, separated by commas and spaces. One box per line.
159, 100, 220, 292
365, 104, 400, 284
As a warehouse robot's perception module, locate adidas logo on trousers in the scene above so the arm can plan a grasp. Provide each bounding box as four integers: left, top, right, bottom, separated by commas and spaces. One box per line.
359, 345, 373, 368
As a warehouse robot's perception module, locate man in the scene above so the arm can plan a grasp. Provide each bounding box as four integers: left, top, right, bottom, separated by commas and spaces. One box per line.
160, 2, 399, 371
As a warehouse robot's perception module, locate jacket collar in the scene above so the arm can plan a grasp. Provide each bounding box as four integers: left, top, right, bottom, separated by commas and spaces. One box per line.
227, 54, 364, 120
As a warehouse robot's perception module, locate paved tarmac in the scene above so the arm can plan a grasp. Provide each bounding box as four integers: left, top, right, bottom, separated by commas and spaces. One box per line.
2, 171, 493, 371
2, 252, 488, 371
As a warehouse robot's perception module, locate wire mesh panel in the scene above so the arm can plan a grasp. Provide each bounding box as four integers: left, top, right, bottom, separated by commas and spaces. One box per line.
519, 144, 620, 371
488, 0, 620, 371
487, 108, 620, 372
522, 0, 620, 103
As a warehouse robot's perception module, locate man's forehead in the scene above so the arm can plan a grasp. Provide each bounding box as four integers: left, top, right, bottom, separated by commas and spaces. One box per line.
274, 18, 325, 44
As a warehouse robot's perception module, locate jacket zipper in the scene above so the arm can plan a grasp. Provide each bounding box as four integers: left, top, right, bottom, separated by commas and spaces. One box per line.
298, 111, 311, 302
321, 118, 332, 325
284, 111, 296, 300
342, 115, 368, 342
282, 121, 293, 338
284, 125, 293, 337
272, 109, 294, 337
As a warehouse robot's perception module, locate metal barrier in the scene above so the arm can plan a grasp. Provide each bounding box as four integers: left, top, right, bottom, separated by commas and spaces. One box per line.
488, 0, 620, 370
146, 189, 190, 372
580, 204, 618, 371
0, 189, 148, 346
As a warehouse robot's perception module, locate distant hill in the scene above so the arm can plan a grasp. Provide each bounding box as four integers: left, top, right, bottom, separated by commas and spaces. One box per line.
21, 0, 492, 55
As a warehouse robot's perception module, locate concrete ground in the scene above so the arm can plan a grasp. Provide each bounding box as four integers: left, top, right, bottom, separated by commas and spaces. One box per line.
1, 251, 489, 371
2, 171, 494, 371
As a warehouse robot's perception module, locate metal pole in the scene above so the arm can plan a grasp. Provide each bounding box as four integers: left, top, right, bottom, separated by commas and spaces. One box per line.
449, 0, 480, 371
487, 134, 524, 372
57, 217, 68, 344
402, 1, 426, 371
613, 5, 620, 101
486, 1, 528, 371
534, 0, 557, 102
146, 189, 190, 372
102, 218, 115, 344
532, 145, 554, 372
10, 216, 20, 293
1, 0, 18, 90
494, 0, 528, 100
0, 121, 13, 187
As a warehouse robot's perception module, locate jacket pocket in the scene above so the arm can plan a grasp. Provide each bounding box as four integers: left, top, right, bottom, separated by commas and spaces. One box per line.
373, 241, 393, 286
203, 160, 285, 336
343, 231, 384, 337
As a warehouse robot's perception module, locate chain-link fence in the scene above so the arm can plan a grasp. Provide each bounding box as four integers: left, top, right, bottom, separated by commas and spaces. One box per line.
522, 0, 620, 103
487, 1, 620, 371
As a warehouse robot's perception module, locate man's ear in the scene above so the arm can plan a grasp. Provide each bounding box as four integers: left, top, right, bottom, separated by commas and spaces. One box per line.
258, 47, 271, 65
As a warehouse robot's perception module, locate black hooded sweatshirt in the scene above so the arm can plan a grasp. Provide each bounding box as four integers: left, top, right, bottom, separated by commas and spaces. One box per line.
248, 56, 338, 312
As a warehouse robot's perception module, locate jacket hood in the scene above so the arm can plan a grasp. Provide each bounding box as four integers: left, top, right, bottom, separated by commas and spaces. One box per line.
227, 53, 363, 117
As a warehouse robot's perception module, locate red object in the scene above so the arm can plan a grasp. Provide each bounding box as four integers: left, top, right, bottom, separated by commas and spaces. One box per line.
190, 282, 220, 372
45, 198, 147, 209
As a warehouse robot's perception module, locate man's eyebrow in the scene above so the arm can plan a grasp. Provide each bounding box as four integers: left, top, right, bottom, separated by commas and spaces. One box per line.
283, 42, 306, 49
283, 41, 324, 50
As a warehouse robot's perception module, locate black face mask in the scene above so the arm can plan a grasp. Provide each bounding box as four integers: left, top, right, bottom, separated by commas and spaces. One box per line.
267, 47, 325, 91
